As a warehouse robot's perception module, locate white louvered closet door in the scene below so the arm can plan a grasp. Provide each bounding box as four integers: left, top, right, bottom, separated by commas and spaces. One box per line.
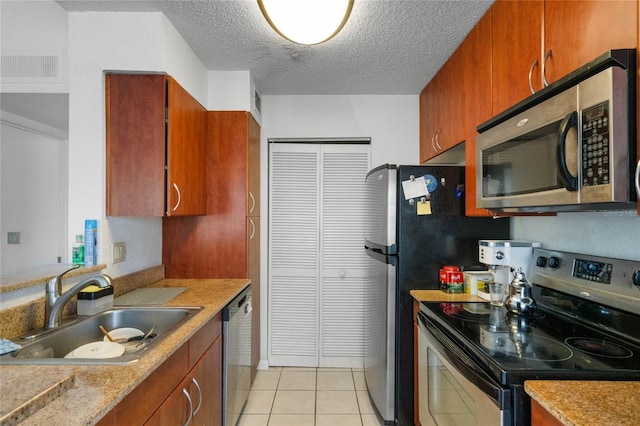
269, 142, 372, 368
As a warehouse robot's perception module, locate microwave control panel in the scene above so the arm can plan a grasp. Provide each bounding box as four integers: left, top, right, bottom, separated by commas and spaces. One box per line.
581, 101, 610, 187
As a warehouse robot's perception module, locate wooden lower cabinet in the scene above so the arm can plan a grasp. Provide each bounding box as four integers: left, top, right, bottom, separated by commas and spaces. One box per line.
146, 336, 222, 425
413, 299, 421, 426
96, 313, 222, 426
530, 399, 563, 426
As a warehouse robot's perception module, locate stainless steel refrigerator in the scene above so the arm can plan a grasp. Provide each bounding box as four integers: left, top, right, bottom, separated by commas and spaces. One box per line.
363, 164, 510, 425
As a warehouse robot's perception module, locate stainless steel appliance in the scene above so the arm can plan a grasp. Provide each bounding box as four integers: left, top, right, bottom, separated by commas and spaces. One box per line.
418, 248, 640, 425
476, 49, 637, 212
363, 164, 510, 425
222, 287, 252, 426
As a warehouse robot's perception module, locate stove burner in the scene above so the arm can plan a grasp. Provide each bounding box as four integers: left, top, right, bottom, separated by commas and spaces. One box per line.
564, 337, 633, 358
441, 302, 491, 321
480, 330, 574, 362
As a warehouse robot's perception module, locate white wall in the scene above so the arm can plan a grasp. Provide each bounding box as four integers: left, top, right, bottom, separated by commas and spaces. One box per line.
0, 0, 68, 93
513, 212, 640, 261
262, 95, 419, 166
67, 11, 208, 279
0, 124, 67, 273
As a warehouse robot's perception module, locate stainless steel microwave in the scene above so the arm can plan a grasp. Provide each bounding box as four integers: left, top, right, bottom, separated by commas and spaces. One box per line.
476, 49, 637, 212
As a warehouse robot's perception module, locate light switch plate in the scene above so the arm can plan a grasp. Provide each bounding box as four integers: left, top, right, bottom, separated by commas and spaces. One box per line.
113, 241, 126, 263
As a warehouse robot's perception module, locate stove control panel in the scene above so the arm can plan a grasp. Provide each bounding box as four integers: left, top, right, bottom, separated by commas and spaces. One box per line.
573, 259, 613, 284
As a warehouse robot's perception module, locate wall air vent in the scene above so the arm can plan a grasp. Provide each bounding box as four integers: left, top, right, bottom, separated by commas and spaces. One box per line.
253, 89, 262, 115
1, 51, 65, 83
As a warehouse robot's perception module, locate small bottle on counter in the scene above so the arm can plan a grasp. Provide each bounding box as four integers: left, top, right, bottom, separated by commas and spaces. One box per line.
72, 234, 85, 265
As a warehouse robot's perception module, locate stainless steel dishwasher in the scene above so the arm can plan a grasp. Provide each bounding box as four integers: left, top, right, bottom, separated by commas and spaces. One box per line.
222, 286, 252, 426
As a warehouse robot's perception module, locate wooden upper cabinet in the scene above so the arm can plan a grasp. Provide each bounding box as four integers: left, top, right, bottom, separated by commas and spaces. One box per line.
106, 73, 206, 217
207, 111, 260, 217
248, 114, 261, 216
163, 111, 261, 279
491, 0, 544, 115
491, 0, 638, 115
462, 7, 494, 217
544, 0, 637, 84
437, 46, 466, 152
419, 79, 439, 163
166, 77, 207, 216
419, 48, 466, 163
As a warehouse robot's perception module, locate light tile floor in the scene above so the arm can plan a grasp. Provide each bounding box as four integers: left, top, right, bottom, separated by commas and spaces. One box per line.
238, 367, 386, 426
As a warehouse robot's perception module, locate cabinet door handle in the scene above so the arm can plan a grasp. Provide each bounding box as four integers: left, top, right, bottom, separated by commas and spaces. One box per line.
172, 183, 182, 212
249, 191, 256, 214
249, 218, 256, 240
434, 129, 442, 151
635, 158, 640, 199
191, 377, 203, 416
528, 58, 539, 94
431, 132, 437, 151
542, 49, 552, 87
182, 388, 193, 426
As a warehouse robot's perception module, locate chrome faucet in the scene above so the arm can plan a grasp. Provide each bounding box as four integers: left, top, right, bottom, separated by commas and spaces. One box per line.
44, 265, 113, 329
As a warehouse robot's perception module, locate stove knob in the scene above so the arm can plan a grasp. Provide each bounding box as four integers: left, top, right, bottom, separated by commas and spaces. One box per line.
536, 256, 547, 268
633, 271, 640, 288
548, 256, 561, 269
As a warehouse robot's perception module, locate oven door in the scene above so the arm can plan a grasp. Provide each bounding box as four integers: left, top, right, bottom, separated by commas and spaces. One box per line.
476, 85, 579, 211
417, 311, 511, 426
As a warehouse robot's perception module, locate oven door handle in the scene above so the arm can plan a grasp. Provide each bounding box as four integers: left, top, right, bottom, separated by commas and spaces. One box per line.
418, 311, 511, 409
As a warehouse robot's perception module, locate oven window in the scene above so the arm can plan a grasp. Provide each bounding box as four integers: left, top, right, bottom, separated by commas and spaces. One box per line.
482, 120, 567, 197
427, 348, 477, 425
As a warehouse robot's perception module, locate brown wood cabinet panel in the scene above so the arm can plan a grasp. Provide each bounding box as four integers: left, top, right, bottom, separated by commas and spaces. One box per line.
96, 344, 189, 425
463, 7, 494, 217
544, 0, 637, 84
530, 399, 563, 426
106, 74, 166, 216
189, 312, 222, 368
437, 46, 466, 151
491, 0, 544, 115
192, 335, 223, 425
106, 74, 206, 217
419, 78, 439, 163
166, 77, 207, 217
419, 38, 466, 163
146, 337, 222, 426
163, 111, 260, 279
248, 114, 261, 215
413, 320, 420, 426
248, 217, 260, 381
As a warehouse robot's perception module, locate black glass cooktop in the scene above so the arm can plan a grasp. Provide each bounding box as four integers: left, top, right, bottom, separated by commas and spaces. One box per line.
420, 301, 640, 384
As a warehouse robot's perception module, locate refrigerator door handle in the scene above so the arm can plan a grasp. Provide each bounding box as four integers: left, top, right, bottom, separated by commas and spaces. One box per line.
364, 239, 398, 256
365, 247, 398, 266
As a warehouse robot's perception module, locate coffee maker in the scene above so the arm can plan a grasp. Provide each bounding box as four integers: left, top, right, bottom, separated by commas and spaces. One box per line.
478, 240, 541, 287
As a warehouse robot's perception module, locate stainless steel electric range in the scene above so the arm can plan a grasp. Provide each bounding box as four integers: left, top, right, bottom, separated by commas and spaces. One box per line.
417, 248, 640, 426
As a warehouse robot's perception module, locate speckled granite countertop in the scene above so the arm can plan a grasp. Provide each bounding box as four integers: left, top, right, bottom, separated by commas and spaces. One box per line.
0, 278, 250, 426
410, 289, 484, 302
525, 381, 640, 426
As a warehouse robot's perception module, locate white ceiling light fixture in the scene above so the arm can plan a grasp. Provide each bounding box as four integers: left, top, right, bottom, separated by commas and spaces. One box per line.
258, 0, 354, 45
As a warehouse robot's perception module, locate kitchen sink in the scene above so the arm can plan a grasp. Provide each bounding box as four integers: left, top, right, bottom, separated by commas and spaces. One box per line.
0, 306, 202, 365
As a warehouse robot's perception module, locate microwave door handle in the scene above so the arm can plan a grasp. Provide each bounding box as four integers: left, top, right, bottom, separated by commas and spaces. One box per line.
556, 111, 579, 191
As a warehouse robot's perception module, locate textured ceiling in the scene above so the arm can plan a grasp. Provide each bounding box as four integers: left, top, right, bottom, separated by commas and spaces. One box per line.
56, 0, 494, 95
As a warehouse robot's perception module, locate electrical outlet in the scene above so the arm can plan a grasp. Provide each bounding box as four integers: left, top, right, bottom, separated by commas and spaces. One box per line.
113, 241, 126, 263
7, 232, 20, 244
